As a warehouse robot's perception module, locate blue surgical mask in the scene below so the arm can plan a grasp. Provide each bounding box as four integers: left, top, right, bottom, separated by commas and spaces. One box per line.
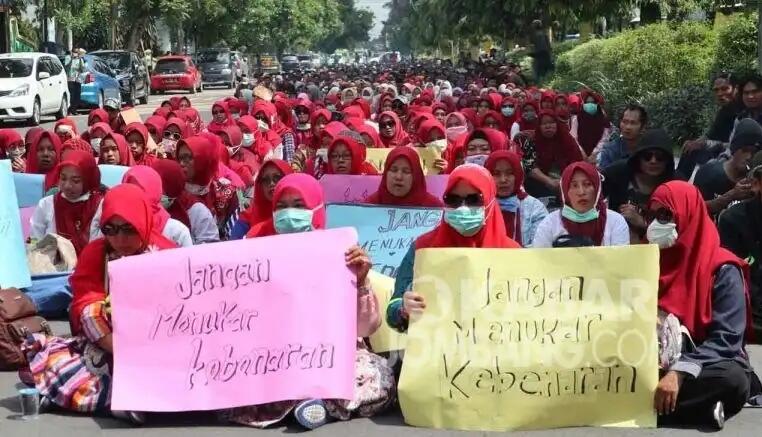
561, 205, 599, 223
523, 112, 536, 121
242, 133, 255, 147
501, 107, 515, 117
498, 196, 520, 213
583, 102, 598, 115
444, 206, 486, 236
273, 207, 316, 234
160, 195, 175, 209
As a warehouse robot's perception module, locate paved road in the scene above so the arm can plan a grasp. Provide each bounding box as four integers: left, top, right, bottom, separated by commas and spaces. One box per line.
3, 87, 232, 138
1, 320, 761, 436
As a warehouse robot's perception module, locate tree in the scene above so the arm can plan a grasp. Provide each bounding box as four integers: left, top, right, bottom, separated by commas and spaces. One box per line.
315, 0, 374, 53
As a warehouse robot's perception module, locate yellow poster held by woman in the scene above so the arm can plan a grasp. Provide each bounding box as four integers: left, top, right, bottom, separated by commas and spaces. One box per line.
365, 146, 442, 175
398, 246, 660, 432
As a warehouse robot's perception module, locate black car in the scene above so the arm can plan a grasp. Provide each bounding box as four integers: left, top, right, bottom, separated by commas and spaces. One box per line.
90, 50, 150, 105
280, 55, 299, 73
196, 48, 238, 89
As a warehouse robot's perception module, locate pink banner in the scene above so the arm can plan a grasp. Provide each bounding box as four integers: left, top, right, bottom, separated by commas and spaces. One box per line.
320, 175, 449, 204
19, 206, 34, 240
109, 228, 359, 412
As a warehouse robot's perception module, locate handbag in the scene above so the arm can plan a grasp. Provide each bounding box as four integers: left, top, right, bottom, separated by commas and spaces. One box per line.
0, 288, 53, 370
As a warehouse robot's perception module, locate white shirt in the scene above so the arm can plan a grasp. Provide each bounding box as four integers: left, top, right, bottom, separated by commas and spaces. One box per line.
531, 209, 630, 248
188, 202, 220, 244
30, 194, 103, 242
163, 218, 193, 247
510, 122, 521, 140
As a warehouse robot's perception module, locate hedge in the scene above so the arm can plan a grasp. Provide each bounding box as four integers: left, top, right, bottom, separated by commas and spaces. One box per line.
712, 13, 758, 78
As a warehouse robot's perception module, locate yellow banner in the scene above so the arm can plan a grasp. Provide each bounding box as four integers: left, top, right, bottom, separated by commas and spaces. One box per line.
365, 146, 442, 175
368, 271, 407, 353
398, 246, 659, 431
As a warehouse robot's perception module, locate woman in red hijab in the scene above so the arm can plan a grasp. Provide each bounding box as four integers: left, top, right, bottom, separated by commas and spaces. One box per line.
207, 100, 234, 133
378, 111, 409, 147
245, 173, 327, 238
26, 183, 176, 419
161, 116, 191, 158
309, 108, 332, 149
54, 118, 79, 143
123, 122, 157, 166
293, 99, 313, 148
176, 136, 238, 238
98, 132, 135, 166
571, 89, 611, 156
485, 150, 548, 246
356, 124, 383, 148
233, 159, 293, 239
30, 150, 104, 254
26, 131, 62, 192
199, 131, 246, 190
217, 124, 255, 187
87, 108, 109, 126
510, 100, 540, 140
153, 107, 171, 119
152, 159, 218, 244
532, 162, 628, 248
647, 181, 757, 427
252, 100, 292, 161
366, 147, 443, 207
525, 109, 585, 199
145, 115, 166, 146
87, 122, 112, 156
121, 165, 192, 247
237, 115, 270, 159
387, 164, 520, 332
325, 135, 379, 176
177, 107, 204, 134
0, 129, 26, 172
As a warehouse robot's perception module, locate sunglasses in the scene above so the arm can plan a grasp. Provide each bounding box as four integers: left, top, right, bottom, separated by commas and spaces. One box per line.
101, 223, 138, 237
443, 193, 484, 208
644, 208, 674, 224
163, 131, 181, 140
640, 150, 668, 162
379, 121, 395, 129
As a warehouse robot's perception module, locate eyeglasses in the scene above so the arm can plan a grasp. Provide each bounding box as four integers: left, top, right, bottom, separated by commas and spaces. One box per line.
640, 150, 668, 162
443, 193, 484, 208
101, 223, 138, 237
163, 131, 181, 140
379, 121, 395, 129
644, 208, 674, 224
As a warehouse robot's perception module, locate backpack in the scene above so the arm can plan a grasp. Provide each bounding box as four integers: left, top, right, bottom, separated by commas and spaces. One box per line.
0, 288, 53, 370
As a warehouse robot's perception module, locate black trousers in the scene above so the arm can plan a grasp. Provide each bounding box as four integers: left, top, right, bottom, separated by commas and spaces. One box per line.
67, 81, 81, 113
660, 360, 751, 427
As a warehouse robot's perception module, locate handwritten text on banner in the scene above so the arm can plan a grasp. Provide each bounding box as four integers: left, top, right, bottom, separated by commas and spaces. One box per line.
109, 228, 359, 412
399, 246, 659, 431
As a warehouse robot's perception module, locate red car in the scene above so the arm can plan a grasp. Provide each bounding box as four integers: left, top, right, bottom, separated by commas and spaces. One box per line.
150, 56, 203, 94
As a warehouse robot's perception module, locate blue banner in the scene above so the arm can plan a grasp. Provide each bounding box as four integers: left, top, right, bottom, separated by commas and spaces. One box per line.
0, 160, 32, 288
326, 204, 442, 278
99, 164, 129, 188
12, 170, 45, 208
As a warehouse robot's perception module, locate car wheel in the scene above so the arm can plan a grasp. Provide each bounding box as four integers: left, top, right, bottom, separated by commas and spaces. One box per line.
28, 98, 40, 126
190, 82, 197, 94
127, 85, 136, 106
55, 96, 68, 120
198, 82, 203, 93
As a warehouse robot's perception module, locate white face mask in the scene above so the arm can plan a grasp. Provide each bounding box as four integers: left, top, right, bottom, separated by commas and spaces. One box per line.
228, 145, 241, 156
242, 133, 255, 147
646, 221, 678, 249
258, 119, 270, 133
161, 138, 178, 155
90, 138, 102, 153
426, 139, 448, 151
464, 154, 489, 167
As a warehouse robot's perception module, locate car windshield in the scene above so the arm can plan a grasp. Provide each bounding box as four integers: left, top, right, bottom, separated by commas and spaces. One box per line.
283, 56, 298, 62
0, 59, 33, 78
155, 60, 187, 74
197, 51, 230, 64
297, 55, 311, 62
97, 52, 131, 71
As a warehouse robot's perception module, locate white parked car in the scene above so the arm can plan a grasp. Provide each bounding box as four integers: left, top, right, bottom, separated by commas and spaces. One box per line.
0, 52, 69, 125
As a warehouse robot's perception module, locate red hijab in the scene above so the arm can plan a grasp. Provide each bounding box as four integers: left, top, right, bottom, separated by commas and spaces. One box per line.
151, 159, 194, 228
246, 173, 326, 238
485, 150, 527, 245
500, 96, 520, 126
123, 122, 157, 166
87, 109, 109, 126
560, 162, 607, 246
207, 100, 234, 132
122, 165, 171, 232
61, 138, 92, 155
252, 100, 284, 149
273, 98, 295, 136
378, 111, 410, 147
356, 124, 383, 148
52, 150, 103, 255
164, 117, 191, 139
576, 90, 610, 155
415, 164, 519, 249
416, 119, 446, 144
533, 110, 584, 174
89, 122, 113, 140
26, 131, 62, 191
517, 100, 540, 132
366, 146, 443, 207
239, 159, 293, 227
309, 109, 332, 149
651, 181, 752, 342
325, 136, 379, 175
153, 107, 171, 119
100, 132, 135, 167
145, 115, 167, 137
177, 107, 204, 134
179, 136, 218, 187
238, 115, 271, 159
69, 184, 176, 335
0, 129, 23, 157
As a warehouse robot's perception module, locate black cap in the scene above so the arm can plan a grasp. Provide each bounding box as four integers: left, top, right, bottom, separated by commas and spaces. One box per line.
730, 118, 762, 154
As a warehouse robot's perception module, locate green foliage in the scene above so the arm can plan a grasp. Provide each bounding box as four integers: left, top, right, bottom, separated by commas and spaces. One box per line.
315, 0, 374, 53
641, 85, 715, 144
712, 13, 758, 78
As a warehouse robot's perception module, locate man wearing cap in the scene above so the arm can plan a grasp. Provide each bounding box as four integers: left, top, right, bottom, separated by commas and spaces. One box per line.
719, 148, 762, 341
66, 48, 87, 114
694, 118, 762, 215
104, 97, 122, 132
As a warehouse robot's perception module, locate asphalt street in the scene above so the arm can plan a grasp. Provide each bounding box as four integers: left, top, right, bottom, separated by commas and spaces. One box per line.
0, 319, 761, 436
3, 86, 232, 139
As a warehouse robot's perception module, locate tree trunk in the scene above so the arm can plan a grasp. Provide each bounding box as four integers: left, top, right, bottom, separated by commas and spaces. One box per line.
126, 16, 149, 52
